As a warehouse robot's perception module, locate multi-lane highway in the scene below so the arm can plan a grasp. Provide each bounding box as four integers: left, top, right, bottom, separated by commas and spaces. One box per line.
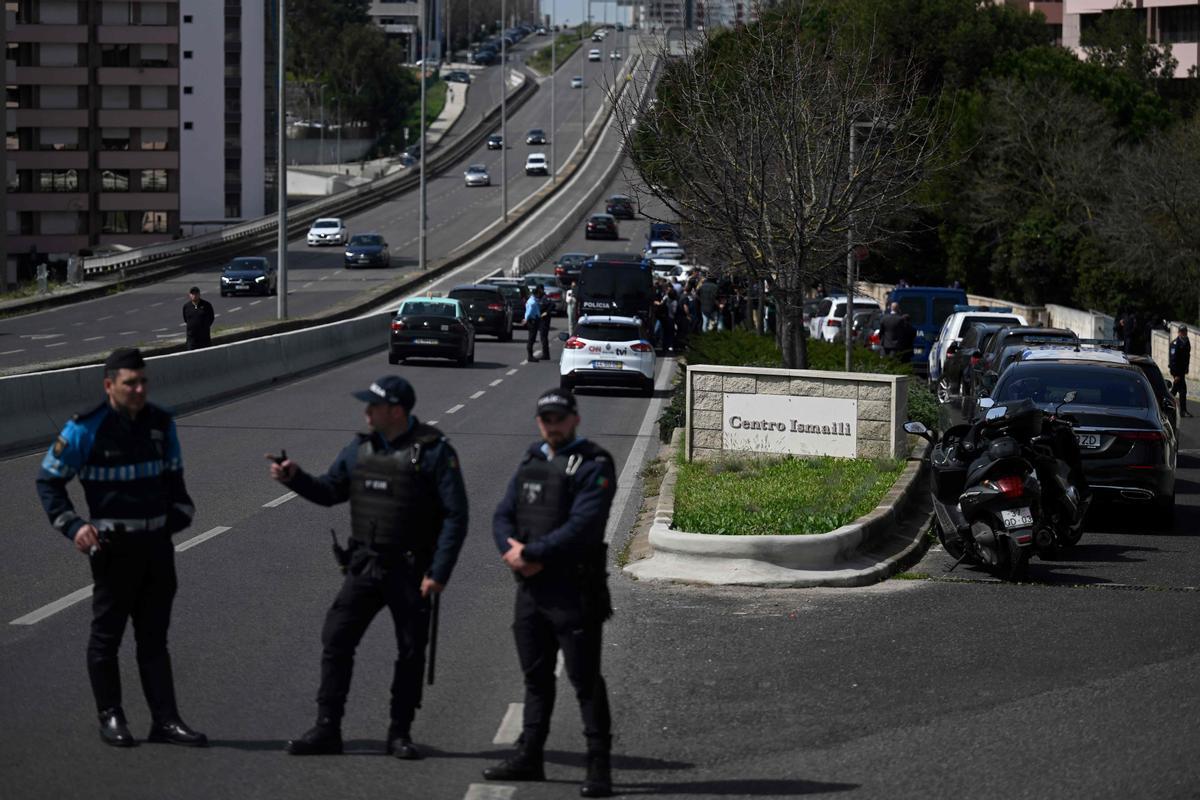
0, 29, 643, 373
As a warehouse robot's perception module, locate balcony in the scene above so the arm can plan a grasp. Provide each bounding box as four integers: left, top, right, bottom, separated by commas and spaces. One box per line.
10, 151, 89, 169
6, 193, 91, 212
98, 193, 179, 211
7, 24, 89, 44
12, 66, 88, 85
98, 109, 178, 128
98, 150, 179, 169
95, 67, 179, 85
11, 109, 89, 127
97, 25, 180, 44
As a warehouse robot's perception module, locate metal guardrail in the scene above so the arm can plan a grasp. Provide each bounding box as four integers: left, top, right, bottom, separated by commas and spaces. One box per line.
81, 71, 534, 278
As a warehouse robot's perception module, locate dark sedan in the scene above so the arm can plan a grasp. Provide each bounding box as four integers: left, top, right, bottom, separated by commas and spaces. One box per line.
448, 284, 514, 340
988, 356, 1176, 523
389, 297, 475, 366
344, 233, 391, 268
481, 278, 529, 325
962, 327, 1078, 419
526, 128, 547, 144
585, 213, 618, 240
605, 194, 635, 219
219, 256, 276, 297
486, 134, 504, 150
554, 252, 591, 286
938, 322, 1006, 403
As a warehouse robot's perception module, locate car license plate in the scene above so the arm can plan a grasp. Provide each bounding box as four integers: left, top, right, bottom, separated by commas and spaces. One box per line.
1076, 433, 1101, 449
414, 338, 438, 345
1000, 507, 1033, 528
592, 360, 622, 369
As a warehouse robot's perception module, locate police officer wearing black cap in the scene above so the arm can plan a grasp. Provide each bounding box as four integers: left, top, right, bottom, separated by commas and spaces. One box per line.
268, 375, 469, 759
36, 347, 207, 748
484, 388, 617, 797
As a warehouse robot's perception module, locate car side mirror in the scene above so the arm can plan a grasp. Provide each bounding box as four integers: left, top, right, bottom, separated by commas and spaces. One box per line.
978, 396, 994, 409
558, 332, 569, 341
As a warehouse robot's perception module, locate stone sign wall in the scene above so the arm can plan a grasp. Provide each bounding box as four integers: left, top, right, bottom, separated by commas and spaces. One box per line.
687, 365, 908, 461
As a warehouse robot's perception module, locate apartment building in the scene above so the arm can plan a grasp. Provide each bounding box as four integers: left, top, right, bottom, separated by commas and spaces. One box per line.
3, 0, 276, 283
1062, 0, 1200, 77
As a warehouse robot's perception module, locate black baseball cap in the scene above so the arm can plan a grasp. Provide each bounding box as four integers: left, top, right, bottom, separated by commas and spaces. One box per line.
188, 286, 200, 294
536, 388, 577, 417
353, 375, 416, 411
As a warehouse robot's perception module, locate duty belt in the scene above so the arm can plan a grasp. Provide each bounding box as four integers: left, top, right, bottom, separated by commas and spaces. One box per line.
92, 516, 168, 533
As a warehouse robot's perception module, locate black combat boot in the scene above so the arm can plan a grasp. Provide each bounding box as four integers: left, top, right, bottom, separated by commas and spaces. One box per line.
483, 742, 545, 781
386, 725, 423, 760
580, 749, 613, 797
98, 707, 136, 748
147, 717, 208, 747
286, 717, 343, 755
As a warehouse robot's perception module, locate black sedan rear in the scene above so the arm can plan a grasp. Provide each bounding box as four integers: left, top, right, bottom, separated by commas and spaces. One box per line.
344, 233, 391, 268
448, 284, 514, 340
389, 298, 475, 366
585, 214, 618, 240
989, 360, 1177, 522
220, 256, 276, 296
605, 194, 635, 219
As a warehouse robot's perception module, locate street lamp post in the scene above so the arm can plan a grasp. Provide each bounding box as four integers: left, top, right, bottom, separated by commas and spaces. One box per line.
335, 94, 341, 168
550, 0, 556, 184
318, 83, 326, 165
501, 0, 508, 220
276, 0, 287, 319
419, 1, 429, 270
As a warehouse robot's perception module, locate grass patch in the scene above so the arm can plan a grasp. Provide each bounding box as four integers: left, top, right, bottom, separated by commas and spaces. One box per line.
527, 29, 592, 75
673, 454, 905, 535
401, 77, 447, 147
639, 457, 667, 498
0, 279, 68, 302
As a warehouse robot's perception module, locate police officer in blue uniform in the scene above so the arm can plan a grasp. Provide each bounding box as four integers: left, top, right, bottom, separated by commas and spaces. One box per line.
484, 388, 617, 797
36, 347, 207, 748
268, 375, 469, 759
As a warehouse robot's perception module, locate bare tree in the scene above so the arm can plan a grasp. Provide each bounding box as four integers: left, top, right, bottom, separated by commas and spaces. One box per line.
614, 20, 947, 368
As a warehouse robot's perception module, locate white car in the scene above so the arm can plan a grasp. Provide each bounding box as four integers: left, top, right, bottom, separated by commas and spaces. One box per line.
644, 240, 685, 260
812, 295, 882, 342
928, 308, 1027, 387
588, 48, 602, 61
307, 217, 347, 246
463, 164, 490, 186
559, 315, 656, 396
649, 258, 683, 280
570, 75, 584, 89
525, 152, 549, 176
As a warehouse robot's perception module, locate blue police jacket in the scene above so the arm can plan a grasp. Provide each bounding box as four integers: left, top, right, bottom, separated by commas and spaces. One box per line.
525, 294, 541, 324
285, 416, 469, 585
492, 437, 617, 565
36, 400, 195, 540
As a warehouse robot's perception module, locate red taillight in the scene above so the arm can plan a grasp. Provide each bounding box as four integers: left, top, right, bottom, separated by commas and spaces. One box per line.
391, 320, 405, 331
993, 476, 1024, 498
827, 318, 840, 327
1117, 430, 1164, 441
487, 303, 503, 311
555, 266, 565, 276
564, 337, 586, 349
868, 332, 880, 346
970, 355, 981, 366
631, 342, 652, 352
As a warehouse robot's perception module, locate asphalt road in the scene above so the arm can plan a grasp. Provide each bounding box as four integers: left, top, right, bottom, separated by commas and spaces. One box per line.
0, 30, 643, 373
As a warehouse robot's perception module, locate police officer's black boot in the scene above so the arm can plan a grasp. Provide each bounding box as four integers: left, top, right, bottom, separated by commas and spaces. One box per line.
386, 726, 423, 760
98, 707, 136, 748
483, 740, 545, 781
580, 741, 613, 797
286, 716, 343, 755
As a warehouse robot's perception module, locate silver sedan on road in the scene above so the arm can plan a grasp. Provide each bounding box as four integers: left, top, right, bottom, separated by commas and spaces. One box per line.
464, 164, 491, 187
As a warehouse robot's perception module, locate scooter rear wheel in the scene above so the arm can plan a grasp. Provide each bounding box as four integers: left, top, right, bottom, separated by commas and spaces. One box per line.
935, 517, 974, 563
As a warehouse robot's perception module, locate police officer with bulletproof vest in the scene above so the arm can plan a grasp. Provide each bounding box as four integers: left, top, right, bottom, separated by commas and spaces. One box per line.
484, 388, 618, 798
268, 375, 468, 759
36, 347, 207, 748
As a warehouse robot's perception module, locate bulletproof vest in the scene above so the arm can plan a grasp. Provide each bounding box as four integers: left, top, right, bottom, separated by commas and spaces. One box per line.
349, 425, 442, 553
514, 450, 587, 544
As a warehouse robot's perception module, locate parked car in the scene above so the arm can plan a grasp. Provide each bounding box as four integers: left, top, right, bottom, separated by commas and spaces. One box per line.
929, 306, 1026, 387
937, 322, 1006, 403
526, 128, 547, 145
388, 297, 475, 367
343, 233, 391, 268
554, 252, 591, 286
962, 327, 1080, 420
887, 286, 968, 373
522, 273, 564, 315
486, 134, 504, 150
447, 284, 514, 340
464, 164, 491, 187
605, 194, 635, 219
559, 315, 656, 395
647, 221, 679, 243
585, 213, 618, 240
480, 277, 529, 325
525, 153, 549, 176
610, 49, 621, 60
306, 217, 347, 246
444, 70, 472, 83
219, 256, 276, 297
570, 75, 584, 89
470, 48, 497, 65
811, 295, 882, 342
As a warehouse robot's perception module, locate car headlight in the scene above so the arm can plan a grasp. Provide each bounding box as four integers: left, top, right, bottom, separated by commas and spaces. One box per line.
255, 276, 266, 282
221, 276, 230, 283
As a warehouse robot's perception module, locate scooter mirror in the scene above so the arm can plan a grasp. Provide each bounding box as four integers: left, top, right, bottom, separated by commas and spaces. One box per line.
985, 405, 1007, 422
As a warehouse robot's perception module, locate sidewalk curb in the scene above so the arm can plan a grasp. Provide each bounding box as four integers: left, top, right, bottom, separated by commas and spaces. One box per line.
624, 431, 931, 588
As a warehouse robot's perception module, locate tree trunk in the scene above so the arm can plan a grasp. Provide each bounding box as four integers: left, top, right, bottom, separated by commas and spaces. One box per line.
778, 303, 808, 369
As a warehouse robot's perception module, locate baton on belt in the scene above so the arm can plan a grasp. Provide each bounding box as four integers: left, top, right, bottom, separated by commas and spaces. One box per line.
426, 592, 440, 686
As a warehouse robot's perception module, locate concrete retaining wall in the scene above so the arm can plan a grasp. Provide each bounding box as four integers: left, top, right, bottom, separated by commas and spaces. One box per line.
1045, 303, 1115, 340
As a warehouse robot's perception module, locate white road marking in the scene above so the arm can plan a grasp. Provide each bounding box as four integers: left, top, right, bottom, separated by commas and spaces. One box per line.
249, 300, 262, 306
82, 336, 105, 342
520, 360, 529, 366
44, 342, 67, 348
463, 785, 515, 800
155, 334, 179, 338
506, 369, 518, 376
227, 306, 242, 313
303, 282, 314, 288
19, 333, 63, 340
72, 322, 84, 326
492, 703, 523, 745
319, 275, 330, 281
427, 420, 439, 426
118, 330, 137, 335
604, 359, 675, 545
556, 650, 565, 678
490, 379, 503, 386
0, 349, 25, 355
446, 404, 465, 414
153, 327, 168, 332
263, 492, 297, 508
98, 315, 113, 321
124, 308, 139, 314
149, 302, 164, 307
175, 525, 233, 553
470, 390, 485, 399
9, 585, 93, 626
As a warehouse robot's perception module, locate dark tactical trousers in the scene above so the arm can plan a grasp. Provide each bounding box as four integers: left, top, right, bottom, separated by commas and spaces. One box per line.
317, 557, 430, 732
513, 583, 611, 751
527, 322, 540, 358
87, 534, 180, 720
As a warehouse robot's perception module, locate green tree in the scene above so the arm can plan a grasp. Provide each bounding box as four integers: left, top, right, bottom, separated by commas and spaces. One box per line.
329, 25, 418, 137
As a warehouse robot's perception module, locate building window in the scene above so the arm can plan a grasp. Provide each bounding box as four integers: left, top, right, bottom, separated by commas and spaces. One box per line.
138, 44, 169, 68
141, 212, 169, 233
102, 211, 130, 234
101, 44, 131, 67
39, 128, 80, 151
101, 128, 131, 151
184, 86, 193, 95
225, 87, 241, 113
140, 86, 168, 110
140, 128, 168, 150
184, 14, 193, 23
38, 169, 80, 192
184, 50, 193, 59
141, 169, 169, 192
1160, 7, 1200, 44
183, 122, 193, 130
225, 194, 242, 218
101, 170, 130, 192
101, 85, 131, 110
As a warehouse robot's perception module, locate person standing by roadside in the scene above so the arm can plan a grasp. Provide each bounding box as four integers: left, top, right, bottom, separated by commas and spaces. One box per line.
1170, 325, 1193, 418
537, 287, 553, 362
525, 289, 542, 362
268, 375, 469, 758
697, 276, 719, 332
483, 389, 618, 797
880, 302, 910, 359
35, 347, 207, 748
182, 287, 215, 350
566, 287, 577, 337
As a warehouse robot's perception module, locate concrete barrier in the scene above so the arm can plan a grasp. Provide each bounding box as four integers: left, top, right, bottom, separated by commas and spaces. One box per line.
1045, 303, 1115, 340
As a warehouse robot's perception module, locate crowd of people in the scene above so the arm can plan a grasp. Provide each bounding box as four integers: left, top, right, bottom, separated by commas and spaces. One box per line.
646, 273, 767, 353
